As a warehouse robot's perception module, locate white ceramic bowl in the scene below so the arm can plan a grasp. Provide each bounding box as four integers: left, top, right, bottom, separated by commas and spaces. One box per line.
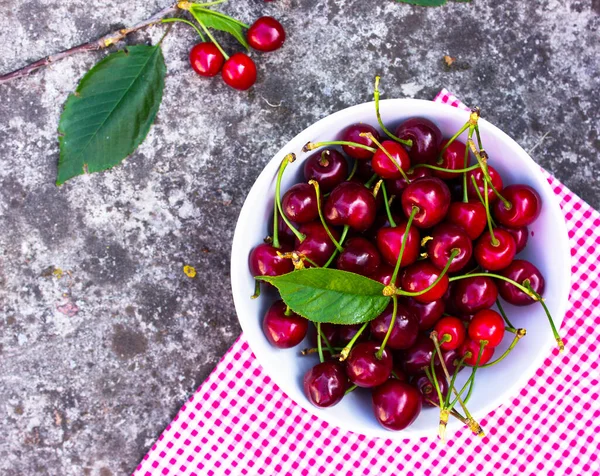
230, 99, 570, 438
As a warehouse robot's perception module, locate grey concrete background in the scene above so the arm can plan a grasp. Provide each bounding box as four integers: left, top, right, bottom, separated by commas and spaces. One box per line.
0, 0, 598, 474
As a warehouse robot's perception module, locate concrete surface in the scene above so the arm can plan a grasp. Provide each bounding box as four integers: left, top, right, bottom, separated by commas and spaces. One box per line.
0, 0, 598, 474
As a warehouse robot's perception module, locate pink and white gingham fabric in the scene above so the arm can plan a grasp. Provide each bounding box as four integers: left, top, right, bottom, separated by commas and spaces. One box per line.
135, 92, 600, 476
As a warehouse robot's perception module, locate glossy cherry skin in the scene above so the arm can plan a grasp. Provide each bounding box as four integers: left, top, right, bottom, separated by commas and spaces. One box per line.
281, 183, 319, 223
247, 16, 285, 52
249, 242, 293, 277
433, 316, 466, 351
466, 165, 503, 204
447, 201, 487, 240
372, 380, 422, 431
459, 339, 495, 366
437, 348, 462, 375
474, 229, 517, 271
402, 333, 434, 375
385, 167, 432, 197
364, 213, 402, 241
324, 182, 377, 231
310, 322, 339, 347
428, 223, 473, 273
499, 225, 528, 253
189, 42, 225, 77
222, 53, 257, 90
395, 117, 443, 165
263, 300, 308, 348
303, 149, 348, 192
337, 324, 369, 345
401, 177, 451, 229
404, 297, 445, 330
452, 276, 498, 315
341, 124, 380, 160
493, 184, 542, 228
370, 301, 419, 350
336, 237, 381, 276
372, 141, 411, 179
468, 309, 505, 348
376, 221, 421, 268
345, 342, 393, 388
401, 261, 449, 304
415, 373, 448, 407
434, 140, 468, 180
369, 264, 398, 287
295, 222, 340, 267
303, 361, 348, 408
497, 259, 545, 306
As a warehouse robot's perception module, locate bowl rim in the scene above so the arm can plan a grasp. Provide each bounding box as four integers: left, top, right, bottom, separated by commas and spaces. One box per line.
230, 98, 571, 439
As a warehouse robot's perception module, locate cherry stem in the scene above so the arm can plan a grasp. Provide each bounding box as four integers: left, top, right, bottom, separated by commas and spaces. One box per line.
347, 159, 358, 181
284, 305, 292, 316
474, 124, 484, 150
373, 76, 413, 147
309, 180, 343, 252
496, 298, 516, 330
450, 272, 537, 300
322, 225, 350, 268
193, 17, 230, 60
301, 346, 343, 355
345, 384, 358, 395
482, 160, 499, 246
412, 163, 481, 174
444, 355, 467, 408
425, 398, 472, 428
361, 133, 411, 183
470, 174, 497, 229
525, 282, 564, 352
316, 323, 325, 363
275, 154, 306, 243
339, 322, 368, 361
380, 182, 397, 228
250, 280, 261, 299
364, 173, 379, 188
161, 18, 206, 40
396, 249, 459, 297
304, 141, 376, 154
468, 141, 511, 209
426, 353, 447, 442
462, 126, 475, 203
375, 296, 398, 359
315, 325, 336, 355
439, 121, 470, 158
388, 206, 419, 288
478, 329, 526, 368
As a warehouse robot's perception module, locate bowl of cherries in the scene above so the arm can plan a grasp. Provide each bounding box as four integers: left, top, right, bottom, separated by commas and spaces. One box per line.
230, 84, 570, 439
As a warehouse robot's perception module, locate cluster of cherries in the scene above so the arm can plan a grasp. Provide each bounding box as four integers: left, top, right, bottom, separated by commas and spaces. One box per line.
249, 98, 559, 435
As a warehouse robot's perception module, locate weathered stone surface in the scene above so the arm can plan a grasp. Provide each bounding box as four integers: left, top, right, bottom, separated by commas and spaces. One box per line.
0, 1, 598, 474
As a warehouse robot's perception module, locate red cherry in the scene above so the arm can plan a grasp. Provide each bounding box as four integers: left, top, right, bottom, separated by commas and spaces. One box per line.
189, 42, 225, 77
369, 264, 399, 287
499, 225, 529, 253
364, 212, 403, 241
221, 53, 257, 90
474, 229, 517, 271
385, 167, 432, 197
355, 157, 376, 180
271, 213, 297, 244
452, 276, 498, 314
433, 316, 466, 351
392, 363, 408, 382
401, 177, 451, 229
493, 184, 542, 228
249, 242, 293, 277
309, 323, 338, 347
497, 259, 545, 306
427, 222, 473, 273
371, 141, 411, 179
401, 333, 434, 375
262, 300, 307, 348
395, 117, 443, 165
446, 201, 487, 241
303, 361, 348, 408
340, 124, 380, 160
404, 297, 445, 330
372, 380, 422, 431
459, 339, 495, 366
434, 140, 468, 180
415, 373, 448, 407
401, 261, 449, 304
337, 324, 369, 345
295, 222, 340, 267
370, 301, 419, 350
281, 183, 319, 224
336, 237, 381, 276
324, 182, 377, 231
345, 342, 393, 388
303, 149, 348, 192
247, 16, 285, 52
468, 309, 505, 347
437, 348, 462, 376
376, 221, 421, 268
466, 165, 503, 203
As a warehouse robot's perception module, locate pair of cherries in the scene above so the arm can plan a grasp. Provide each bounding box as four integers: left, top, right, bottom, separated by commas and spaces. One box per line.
189, 16, 285, 90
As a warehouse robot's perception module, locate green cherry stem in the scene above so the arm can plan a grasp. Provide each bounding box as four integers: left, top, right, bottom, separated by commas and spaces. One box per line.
396, 249, 459, 298
439, 122, 470, 158
375, 296, 398, 359
467, 142, 511, 209
309, 180, 343, 252
478, 328, 527, 368
374, 76, 413, 147
444, 355, 467, 408
496, 299, 516, 330
482, 161, 499, 245
316, 324, 336, 354
303, 141, 376, 154
275, 154, 306, 243
316, 323, 325, 363
322, 225, 350, 268
380, 182, 397, 228
426, 352, 448, 442
364, 173, 379, 188
161, 18, 206, 40
386, 206, 419, 292
525, 282, 564, 352
194, 17, 230, 60
345, 384, 358, 395
412, 163, 481, 174
250, 280, 261, 299
361, 132, 411, 183
449, 273, 537, 299
339, 322, 369, 361
474, 123, 484, 150
462, 125, 476, 203
347, 159, 358, 181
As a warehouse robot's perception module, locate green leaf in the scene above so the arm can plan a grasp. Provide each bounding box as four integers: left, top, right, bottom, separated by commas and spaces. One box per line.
190, 6, 249, 49
257, 268, 390, 325
57, 45, 166, 185
395, 0, 447, 5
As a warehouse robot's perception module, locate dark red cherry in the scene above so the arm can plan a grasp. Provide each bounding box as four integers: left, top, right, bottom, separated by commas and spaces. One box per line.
249, 242, 293, 277
434, 140, 468, 180
247, 16, 286, 52
437, 348, 462, 375
459, 339, 495, 366
474, 229, 517, 271
369, 264, 399, 287
402, 333, 434, 375
282, 183, 319, 223
493, 184, 542, 228
499, 225, 529, 253
295, 222, 340, 267
310, 322, 339, 347
376, 221, 421, 268
404, 297, 445, 330
263, 300, 307, 348
415, 373, 448, 407
427, 223, 473, 273
372, 380, 422, 431
433, 316, 466, 351
345, 342, 393, 388
497, 259, 545, 306
336, 237, 381, 276
395, 117, 443, 165
303, 149, 348, 192
401, 261, 449, 304
466, 165, 503, 204
452, 276, 498, 315
385, 167, 432, 197
371, 141, 411, 179
272, 213, 297, 244
338, 324, 369, 345
340, 124, 380, 160
392, 363, 408, 382
324, 182, 377, 231
447, 201, 487, 240
370, 302, 419, 350
303, 361, 348, 408
356, 157, 376, 180
221, 53, 257, 90
364, 213, 403, 241
468, 309, 505, 348
401, 177, 451, 229
189, 42, 225, 77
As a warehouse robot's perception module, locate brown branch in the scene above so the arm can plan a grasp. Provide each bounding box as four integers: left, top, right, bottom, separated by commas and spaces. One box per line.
0, 2, 179, 85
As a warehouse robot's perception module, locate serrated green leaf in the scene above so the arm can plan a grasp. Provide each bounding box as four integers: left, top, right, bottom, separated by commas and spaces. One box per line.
190, 7, 249, 50
57, 45, 165, 185
257, 268, 390, 325
395, 0, 447, 6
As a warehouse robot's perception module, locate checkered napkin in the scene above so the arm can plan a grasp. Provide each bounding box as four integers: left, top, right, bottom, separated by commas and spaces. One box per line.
134, 91, 600, 476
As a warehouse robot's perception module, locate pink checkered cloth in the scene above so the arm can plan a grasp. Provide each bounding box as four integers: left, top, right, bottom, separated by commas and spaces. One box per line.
134, 91, 600, 476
